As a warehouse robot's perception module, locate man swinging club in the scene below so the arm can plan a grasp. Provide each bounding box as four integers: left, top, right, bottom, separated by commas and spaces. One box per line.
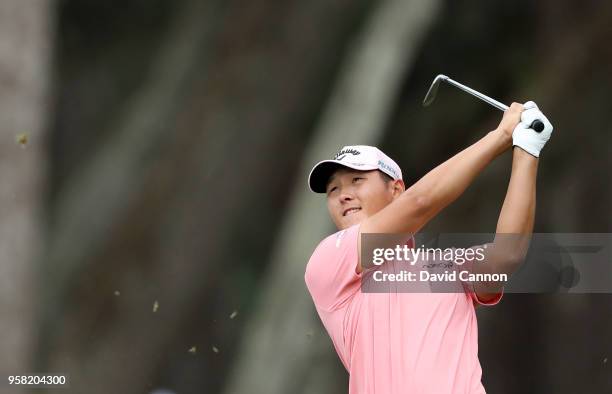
304, 101, 553, 393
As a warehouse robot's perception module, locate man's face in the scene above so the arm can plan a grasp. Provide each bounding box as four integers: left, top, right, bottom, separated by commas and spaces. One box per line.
325, 168, 404, 230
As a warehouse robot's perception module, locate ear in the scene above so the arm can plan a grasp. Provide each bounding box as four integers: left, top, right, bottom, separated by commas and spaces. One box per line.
390, 179, 404, 198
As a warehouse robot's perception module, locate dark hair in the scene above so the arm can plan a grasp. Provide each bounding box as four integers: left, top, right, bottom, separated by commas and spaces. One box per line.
378, 171, 394, 183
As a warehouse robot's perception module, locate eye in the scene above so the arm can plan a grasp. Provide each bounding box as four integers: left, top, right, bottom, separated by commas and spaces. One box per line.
352, 177, 364, 183
327, 186, 338, 194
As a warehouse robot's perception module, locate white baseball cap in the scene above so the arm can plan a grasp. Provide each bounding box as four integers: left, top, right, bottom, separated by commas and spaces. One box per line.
308, 145, 402, 193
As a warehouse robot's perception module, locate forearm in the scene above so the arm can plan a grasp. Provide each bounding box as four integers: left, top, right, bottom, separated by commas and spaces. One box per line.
405, 130, 510, 222
496, 148, 538, 234
477, 148, 538, 287
361, 105, 523, 236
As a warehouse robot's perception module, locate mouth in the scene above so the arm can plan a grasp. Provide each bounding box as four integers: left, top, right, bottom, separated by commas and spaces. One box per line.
343, 207, 362, 217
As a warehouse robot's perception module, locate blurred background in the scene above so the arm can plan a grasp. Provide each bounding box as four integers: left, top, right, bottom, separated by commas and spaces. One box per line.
1, 0, 611, 393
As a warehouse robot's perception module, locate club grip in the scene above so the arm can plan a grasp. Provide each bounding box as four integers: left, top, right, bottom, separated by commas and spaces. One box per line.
530, 119, 545, 133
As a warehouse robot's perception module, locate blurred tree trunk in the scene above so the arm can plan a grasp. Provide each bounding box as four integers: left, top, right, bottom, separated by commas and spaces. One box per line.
0, 0, 52, 383
40, 0, 380, 393
37, 0, 221, 390
223, 1, 442, 393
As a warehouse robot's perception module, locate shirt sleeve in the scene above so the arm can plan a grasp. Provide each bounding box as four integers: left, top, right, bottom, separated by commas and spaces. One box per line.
457, 245, 504, 307
304, 223, 362, 312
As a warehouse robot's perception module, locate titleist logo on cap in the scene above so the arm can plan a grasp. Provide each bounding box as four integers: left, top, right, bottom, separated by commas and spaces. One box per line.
333, 148, 361, 161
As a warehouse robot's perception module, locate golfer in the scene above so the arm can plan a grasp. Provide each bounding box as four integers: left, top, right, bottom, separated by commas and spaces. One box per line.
304, 101, 553, 393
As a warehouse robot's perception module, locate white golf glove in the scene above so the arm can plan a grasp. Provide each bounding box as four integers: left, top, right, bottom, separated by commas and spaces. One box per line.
512, 101, 553, 157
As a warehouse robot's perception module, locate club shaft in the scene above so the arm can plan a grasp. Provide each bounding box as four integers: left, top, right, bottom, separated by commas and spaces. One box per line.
444, 77, 508, 111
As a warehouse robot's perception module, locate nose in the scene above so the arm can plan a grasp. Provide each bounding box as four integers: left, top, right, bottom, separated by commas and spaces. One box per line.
339, 191, 354, 202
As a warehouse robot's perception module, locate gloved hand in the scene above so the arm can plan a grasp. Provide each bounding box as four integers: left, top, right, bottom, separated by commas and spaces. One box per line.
512, 101, 553, 157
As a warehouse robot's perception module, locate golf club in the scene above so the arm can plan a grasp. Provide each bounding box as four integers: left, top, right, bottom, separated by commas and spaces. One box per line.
423, 74, 545, 132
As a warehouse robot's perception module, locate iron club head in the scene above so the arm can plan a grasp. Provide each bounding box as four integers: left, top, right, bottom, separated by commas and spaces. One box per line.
422, 74, 449, 107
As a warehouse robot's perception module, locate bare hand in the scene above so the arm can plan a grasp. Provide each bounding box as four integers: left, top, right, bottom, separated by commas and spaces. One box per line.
495, 102, 523, 146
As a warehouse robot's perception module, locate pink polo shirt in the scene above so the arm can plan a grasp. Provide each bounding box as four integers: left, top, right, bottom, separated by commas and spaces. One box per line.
304, 223, 502, 394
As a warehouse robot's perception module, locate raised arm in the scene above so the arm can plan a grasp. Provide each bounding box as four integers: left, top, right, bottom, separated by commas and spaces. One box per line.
360, 103, 524, 237
472, 102, 554, 300
470, 147, 538, 300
